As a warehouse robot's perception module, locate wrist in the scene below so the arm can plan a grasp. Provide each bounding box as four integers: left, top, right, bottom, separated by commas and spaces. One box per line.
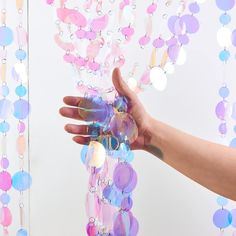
143, 116, 164, 160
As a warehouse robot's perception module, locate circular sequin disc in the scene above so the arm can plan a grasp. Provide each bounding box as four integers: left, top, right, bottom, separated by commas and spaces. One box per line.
13, 99, 30, 120
86, 141, 106, 168
0, 99, 13, 120
121, 197, 133, 211
113, 212, 131, 236
80, 145, 88, 165
130, 214, 139, 236
15, 49, 27, 61
0, 193, 10, 205
15, 85, 27, 97
0, 171, 11, 191
1, 158, 9, 169
0, 27, 13, 46
78, 96, 111, 124
113, 163, 137, 192
181, 14, 199, 34
213, 209, 232, 228
113, 211, 139, 236
230, 138, 236, 148
219, 50, 230, 61
100, 135, 120, 151
217, 196, 228, 206
114, 96, 128, 112
219, 123, 227, 135
178, 34, 189, 45
0, 122, 10, 133
219, 86, 230, 98
1, 85, 9, 97
16, 229, 28, 236
109, 113, 138, 144
215, 101, 228, 120
168, 16, 184, 35
12, 171, 32, 191
189, 3, 200, 14
220, 13, 231, 25
216, 0, 235, 11
168, 44, 180, 62
86, 222, 97, 235
17, 121, 26, 133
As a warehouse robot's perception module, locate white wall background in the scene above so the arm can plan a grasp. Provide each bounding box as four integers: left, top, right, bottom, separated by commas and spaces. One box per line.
29, 1, 236, 236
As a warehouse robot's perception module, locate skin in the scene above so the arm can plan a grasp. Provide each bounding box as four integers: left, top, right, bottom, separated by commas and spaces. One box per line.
60, 68, 236, 201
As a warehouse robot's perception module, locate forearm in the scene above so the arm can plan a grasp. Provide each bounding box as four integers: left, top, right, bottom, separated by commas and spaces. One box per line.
144, 117, 236, 200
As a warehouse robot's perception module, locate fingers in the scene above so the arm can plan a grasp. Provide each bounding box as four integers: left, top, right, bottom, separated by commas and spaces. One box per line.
60, 96, 84, 120
65, 124, 94, 145
63, 96, 83, 107
72, 136, 91, 145
65, 124, 89, 135
112, 68, 136, 100
59, 107, 83, 120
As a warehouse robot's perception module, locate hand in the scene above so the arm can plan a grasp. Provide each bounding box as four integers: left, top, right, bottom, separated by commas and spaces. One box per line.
59, 68, 153, 150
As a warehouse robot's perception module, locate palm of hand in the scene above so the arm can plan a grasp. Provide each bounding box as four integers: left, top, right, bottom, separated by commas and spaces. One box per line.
59, 68, 152, 151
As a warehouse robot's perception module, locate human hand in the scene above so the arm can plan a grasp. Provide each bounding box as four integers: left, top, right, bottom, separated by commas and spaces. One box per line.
59, 68, 153, 150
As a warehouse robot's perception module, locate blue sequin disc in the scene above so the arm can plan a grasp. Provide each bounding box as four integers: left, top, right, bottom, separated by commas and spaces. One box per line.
17, 229, 28, 236
12, 171, 32, 191
100, 136, 120, 151
0, 121, 10, 133
15, 49, 27, 61
220, 13, 231, 25
15, 85, 27, 97
0, 26, 13, 46
13, 99, 30, 120
126, 151, 134, 163
1, 85, 9, 97
80, 145, 88, 165
219, 86, 230, 98
230, 138, 236, 148
217, 196, 229, 206
189, 3, 200, 14
219, 50, 230, 62
0, 193, 10, 205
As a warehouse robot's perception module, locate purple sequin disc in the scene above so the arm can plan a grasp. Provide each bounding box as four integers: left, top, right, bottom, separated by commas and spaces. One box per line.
215, 101, 228, 120
216, 0, 235, 11
213, 209, 232, 229
180, 14, 199, 34
113, 163, 137, 193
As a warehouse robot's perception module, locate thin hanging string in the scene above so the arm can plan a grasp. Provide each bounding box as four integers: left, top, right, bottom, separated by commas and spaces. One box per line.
26, 0, 31, 234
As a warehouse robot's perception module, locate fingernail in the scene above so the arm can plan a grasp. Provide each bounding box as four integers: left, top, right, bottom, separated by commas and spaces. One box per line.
64, 125, 69, 131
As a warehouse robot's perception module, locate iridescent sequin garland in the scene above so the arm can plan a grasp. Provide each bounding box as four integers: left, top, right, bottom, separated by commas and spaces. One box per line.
214, 0, 236, 235
12, 0, 32, 235
47, 0, 203, 95
0, 0, 31, 235
80, 96, 138, 235
0, 1, 13, 234
46, 1, 204, 235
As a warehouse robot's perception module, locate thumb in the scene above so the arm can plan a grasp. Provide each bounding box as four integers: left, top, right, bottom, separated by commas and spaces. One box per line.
112, 68, 135, 100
